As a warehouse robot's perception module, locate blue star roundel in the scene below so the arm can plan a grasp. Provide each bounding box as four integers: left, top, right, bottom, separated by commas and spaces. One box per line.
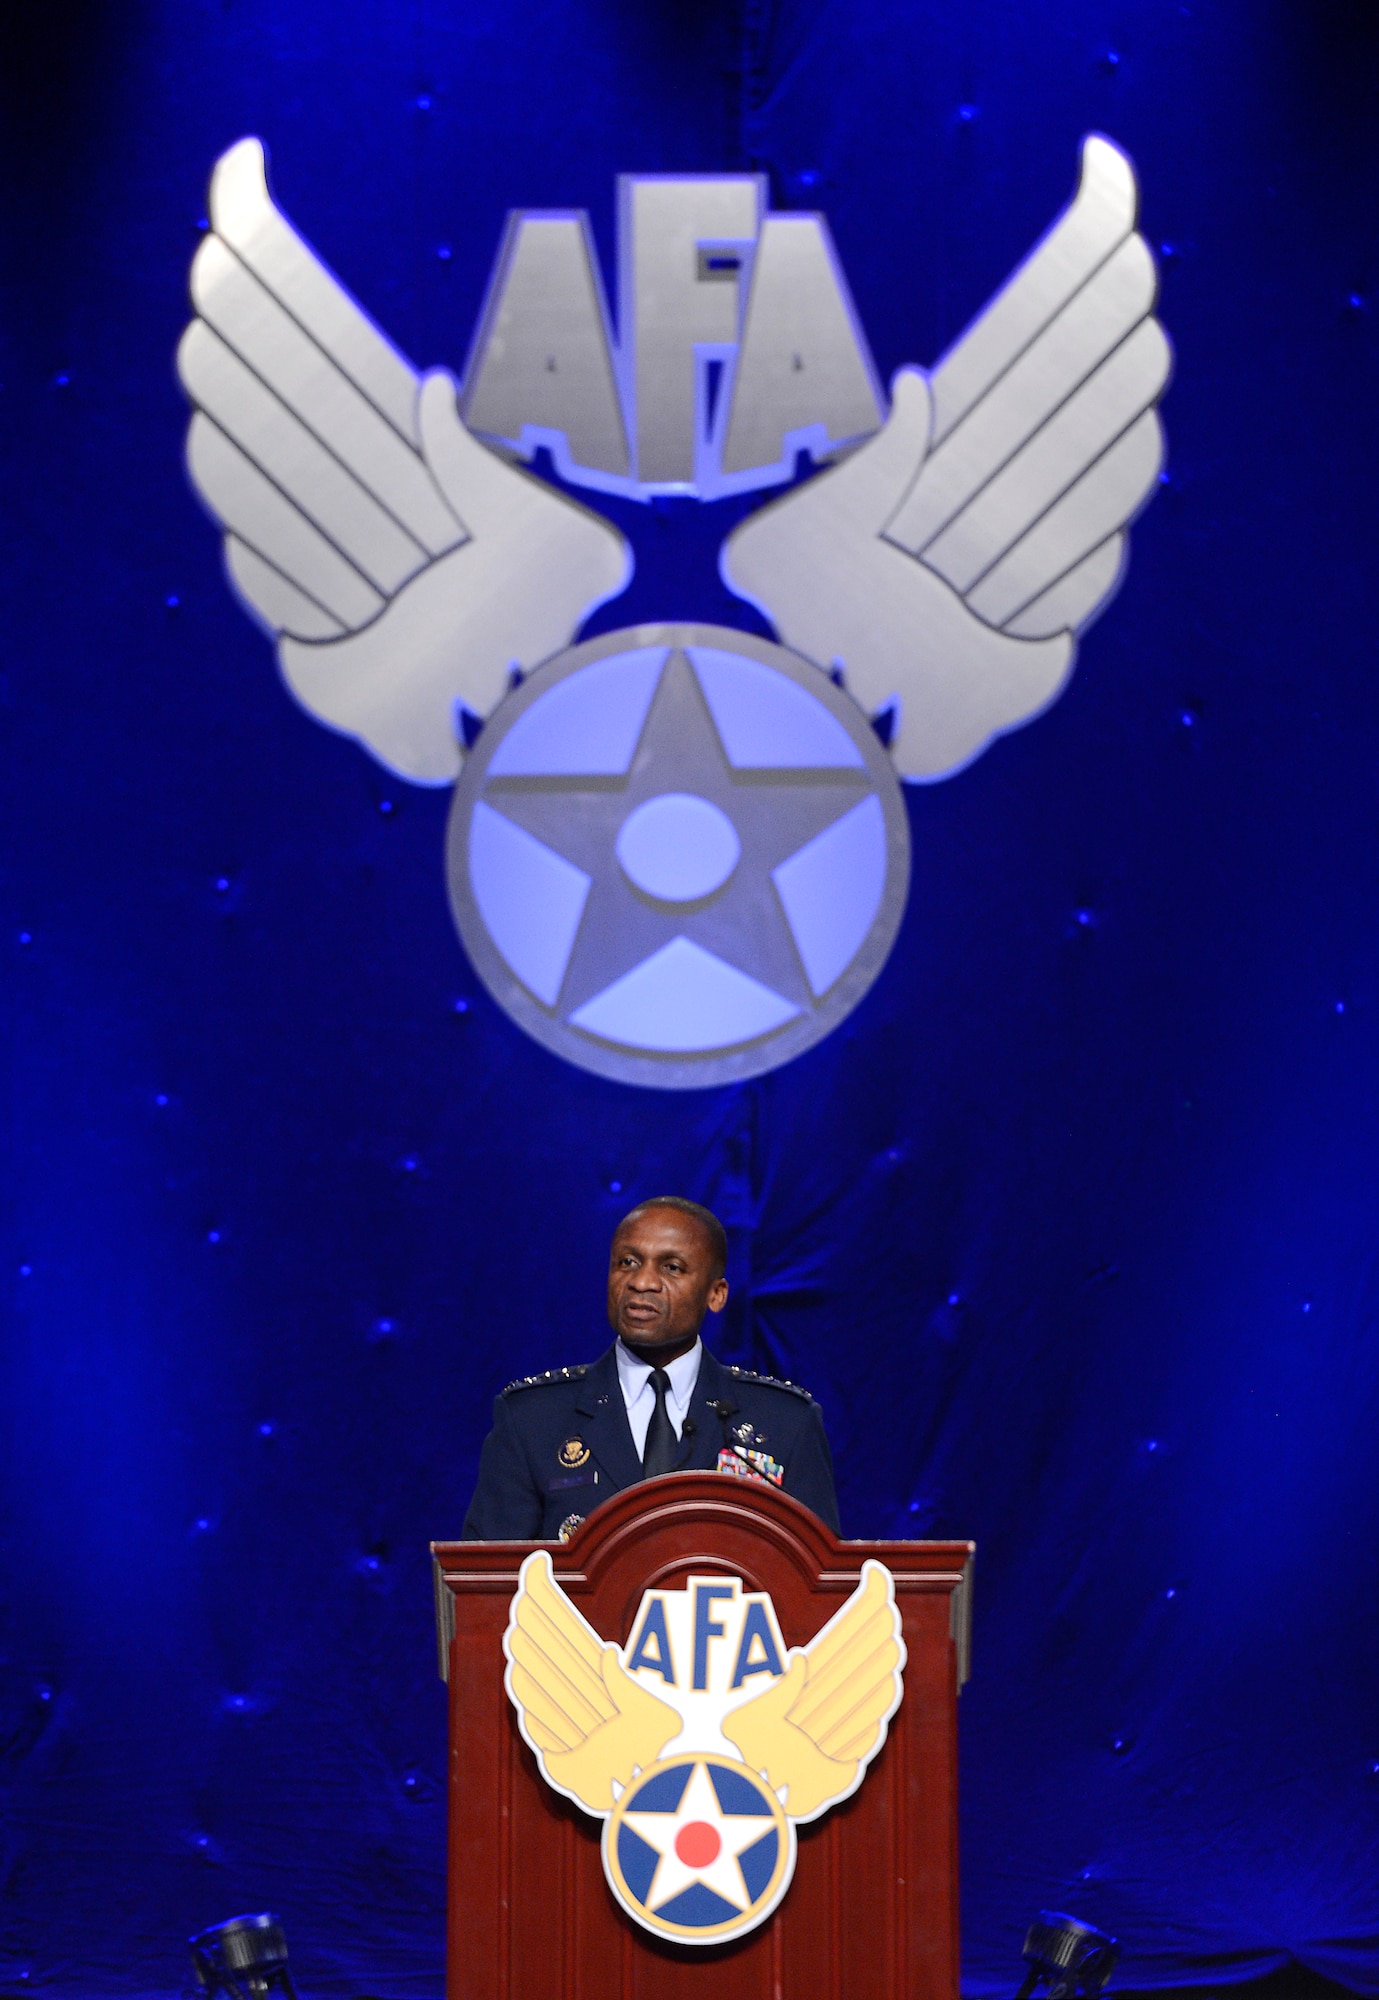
446, 624, 911, 1087
603, 1755, 793, 1945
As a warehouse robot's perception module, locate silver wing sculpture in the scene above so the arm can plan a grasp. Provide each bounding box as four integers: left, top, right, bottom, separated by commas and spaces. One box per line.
721, 136, 1170, 782
177, 139, 631, 784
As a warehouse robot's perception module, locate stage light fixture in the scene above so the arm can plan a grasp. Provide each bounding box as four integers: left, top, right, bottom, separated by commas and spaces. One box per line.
189, 1915, 299, 2000
1014, 1912, 1120, 2000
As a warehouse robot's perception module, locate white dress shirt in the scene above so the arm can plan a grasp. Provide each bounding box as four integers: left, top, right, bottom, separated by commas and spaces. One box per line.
616, 1336, 703, 1459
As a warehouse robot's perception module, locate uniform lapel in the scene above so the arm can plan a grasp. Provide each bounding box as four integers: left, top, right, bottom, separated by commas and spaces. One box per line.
676, 1346, 739, 1471
572, 1345, 644, 1494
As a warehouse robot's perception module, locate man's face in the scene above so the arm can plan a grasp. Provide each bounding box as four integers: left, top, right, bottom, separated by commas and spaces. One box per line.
607, 1206, 729, 1349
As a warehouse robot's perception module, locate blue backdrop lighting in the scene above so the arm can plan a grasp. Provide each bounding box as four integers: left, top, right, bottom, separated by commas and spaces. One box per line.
3, 1, 1378, 1995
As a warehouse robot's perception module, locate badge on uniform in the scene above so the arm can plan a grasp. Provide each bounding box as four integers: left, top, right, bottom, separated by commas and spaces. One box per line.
558, 1436, 591, 1470
716, 1446, 784, 1488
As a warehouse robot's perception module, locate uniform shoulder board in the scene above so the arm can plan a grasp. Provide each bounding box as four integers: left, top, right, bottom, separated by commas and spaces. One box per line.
501, 1364, 588, 1395
725, 1365, 814, 1401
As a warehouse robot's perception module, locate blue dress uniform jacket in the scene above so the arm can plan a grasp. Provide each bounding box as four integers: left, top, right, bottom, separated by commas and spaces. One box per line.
462, 1343, 839, 1540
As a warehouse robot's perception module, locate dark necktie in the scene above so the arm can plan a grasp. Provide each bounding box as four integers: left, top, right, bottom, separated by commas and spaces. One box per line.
641, 1368, 679, 1479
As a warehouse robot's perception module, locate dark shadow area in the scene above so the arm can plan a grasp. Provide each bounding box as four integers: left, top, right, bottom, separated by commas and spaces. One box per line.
0, 0, 136, 176
1270, 0, 1379, 137
1114, 1968, 1370, 2000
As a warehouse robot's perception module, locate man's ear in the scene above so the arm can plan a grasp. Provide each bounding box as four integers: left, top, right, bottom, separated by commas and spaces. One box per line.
707, 1277, 729, 1314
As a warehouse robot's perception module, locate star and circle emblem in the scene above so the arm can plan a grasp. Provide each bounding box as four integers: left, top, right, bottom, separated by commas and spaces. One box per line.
447, 623, 910, 1088
602, 1754, 793, 1944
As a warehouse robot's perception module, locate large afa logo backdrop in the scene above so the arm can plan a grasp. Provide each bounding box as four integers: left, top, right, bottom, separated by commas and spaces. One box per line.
178, 138, 1170, 1087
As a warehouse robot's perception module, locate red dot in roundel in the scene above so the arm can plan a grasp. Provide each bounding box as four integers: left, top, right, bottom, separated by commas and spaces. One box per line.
674, 1820, 721, 1868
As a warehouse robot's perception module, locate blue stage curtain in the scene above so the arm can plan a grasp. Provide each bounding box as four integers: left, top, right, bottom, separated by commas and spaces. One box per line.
3, 0, 1378, 1993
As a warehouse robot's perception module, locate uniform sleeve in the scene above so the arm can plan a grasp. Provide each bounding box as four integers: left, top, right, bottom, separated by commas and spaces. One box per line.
462, 1393, 544, 1540
785, 1399, 841, 1535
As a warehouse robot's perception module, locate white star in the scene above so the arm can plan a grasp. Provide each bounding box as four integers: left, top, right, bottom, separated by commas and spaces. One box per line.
482, 649, 871, 1018
621, 1760, 775, 1914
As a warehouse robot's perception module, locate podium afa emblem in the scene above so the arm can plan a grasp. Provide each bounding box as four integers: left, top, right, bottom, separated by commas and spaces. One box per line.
179, 137, 1169, 1086
502, 1552, 904, 1944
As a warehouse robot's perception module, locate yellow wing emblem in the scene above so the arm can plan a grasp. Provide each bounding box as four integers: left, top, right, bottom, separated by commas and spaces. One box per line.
503, 1551, 681, 1814
721, 1558, 905, 1819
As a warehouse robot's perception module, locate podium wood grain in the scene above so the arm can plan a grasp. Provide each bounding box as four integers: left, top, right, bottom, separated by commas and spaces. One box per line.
433, 1472, 971, 2000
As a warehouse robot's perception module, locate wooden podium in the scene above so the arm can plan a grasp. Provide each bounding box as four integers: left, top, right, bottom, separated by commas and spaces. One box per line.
432, 1473, 973, 2000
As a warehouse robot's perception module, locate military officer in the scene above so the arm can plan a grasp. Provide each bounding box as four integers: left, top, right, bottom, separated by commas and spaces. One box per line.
462, 1196, 839, 1539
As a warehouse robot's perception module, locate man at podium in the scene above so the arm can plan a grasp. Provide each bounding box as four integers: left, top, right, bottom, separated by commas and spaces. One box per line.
463, 1196, 839, 1540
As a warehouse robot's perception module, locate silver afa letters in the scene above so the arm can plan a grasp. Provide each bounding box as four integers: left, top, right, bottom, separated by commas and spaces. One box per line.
461, 213, 630, 485
461, 175, 884, 499
621, 176, 760, 488
720, 214, 883, 486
